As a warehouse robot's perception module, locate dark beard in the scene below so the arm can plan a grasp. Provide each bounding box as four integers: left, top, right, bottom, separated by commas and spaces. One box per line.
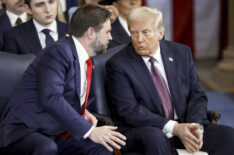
92, 33, 107, 55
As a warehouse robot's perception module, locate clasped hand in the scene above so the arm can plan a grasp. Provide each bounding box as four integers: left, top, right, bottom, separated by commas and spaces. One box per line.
173, 123, 203, 154
84, 110, 126, 152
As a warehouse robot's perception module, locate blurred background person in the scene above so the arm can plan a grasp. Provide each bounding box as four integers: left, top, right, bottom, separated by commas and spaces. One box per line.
108, 0, 142, 49
2, 0, 68, 55
0, 0, 27, 49
68, 0, 118, 23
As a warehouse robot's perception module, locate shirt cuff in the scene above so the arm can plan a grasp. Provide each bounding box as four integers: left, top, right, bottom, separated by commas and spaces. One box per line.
83, 125, 94, 139
162, 120, 178, 138
199, 124, 204, 133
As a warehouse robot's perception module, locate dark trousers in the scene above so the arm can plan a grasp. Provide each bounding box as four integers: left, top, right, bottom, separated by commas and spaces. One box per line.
1, 132, 112, 155
122, 123, 234, 155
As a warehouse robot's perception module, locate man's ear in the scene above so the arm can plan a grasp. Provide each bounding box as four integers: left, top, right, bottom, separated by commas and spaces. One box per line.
25, 4, 32, 15
86, 27, 97, 41
158, 31, 164, 40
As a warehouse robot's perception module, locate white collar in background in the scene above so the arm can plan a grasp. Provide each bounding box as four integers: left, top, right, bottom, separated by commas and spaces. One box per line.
6, 10, 27, 26
33, 19, 57, 34
118, 16, 130, 36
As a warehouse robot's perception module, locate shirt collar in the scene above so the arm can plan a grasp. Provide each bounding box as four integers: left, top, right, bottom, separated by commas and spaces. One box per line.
33, 19, 57, 34
142, 43, 162, 64
6, 10, 27, 26
72, 36, 89, 62
118, 16, 130, 36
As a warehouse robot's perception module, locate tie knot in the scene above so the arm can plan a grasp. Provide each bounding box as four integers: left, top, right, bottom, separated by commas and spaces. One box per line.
15, 17, 22, 25
42, 29, 51, 35
149, 57, 156, 64
86, 58, 92, 66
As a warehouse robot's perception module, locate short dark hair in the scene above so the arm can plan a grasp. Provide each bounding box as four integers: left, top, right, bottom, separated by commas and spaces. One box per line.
24, 0, 32, 7
69, 4, 111, 38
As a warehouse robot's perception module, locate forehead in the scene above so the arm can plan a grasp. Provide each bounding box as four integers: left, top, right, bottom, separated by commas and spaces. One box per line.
129, 19, 155, 30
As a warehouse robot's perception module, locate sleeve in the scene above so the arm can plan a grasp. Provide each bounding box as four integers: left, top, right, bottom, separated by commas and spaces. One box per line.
185, 46, 208, 124
38, 45, 92, 140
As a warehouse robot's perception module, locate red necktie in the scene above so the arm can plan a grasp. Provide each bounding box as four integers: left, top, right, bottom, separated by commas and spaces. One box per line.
57, 58, 93, 140
81, 58, 93, 116
149, 57, 174, 119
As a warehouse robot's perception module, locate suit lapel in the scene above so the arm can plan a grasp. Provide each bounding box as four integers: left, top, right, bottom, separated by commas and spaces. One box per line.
21, 20, 42, 54
111, 19, 131, 44
160, 40, 180, 117
2, 12, 11, 28
128, 44, 164, 115
68, 36, 81, 101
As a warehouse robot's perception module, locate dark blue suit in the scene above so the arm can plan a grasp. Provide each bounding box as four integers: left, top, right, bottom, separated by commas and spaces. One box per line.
106, 41, 234, 155
0, 12, 11, 49
0, 36, 110, 155
2, 19, 68, 55
108, 18, 131, 49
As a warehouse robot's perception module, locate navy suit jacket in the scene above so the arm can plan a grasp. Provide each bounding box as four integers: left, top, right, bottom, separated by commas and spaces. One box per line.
106, 40, 208, 133
2, 19, 68, 55
108, 18, 131, 49
0, 12, 11, 49
0, 36, 95, 147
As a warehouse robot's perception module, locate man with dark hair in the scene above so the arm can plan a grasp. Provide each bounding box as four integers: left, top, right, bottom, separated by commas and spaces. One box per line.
2, 0, 68, 55
0, 4, 126, 155
0, 0, 26, 49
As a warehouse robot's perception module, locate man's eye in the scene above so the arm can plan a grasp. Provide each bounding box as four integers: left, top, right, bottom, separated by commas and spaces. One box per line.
49, 0, 55, 4
35, 3, 44, 7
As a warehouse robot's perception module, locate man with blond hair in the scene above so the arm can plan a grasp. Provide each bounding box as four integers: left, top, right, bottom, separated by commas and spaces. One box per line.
106, 6, 234, 155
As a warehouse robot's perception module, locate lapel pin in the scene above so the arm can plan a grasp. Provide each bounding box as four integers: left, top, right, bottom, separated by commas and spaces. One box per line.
169, 57, 173, 62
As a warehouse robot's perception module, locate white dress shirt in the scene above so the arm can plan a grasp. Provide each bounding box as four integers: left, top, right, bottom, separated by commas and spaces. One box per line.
72, 36, 94, 139
6, 10, 27, 26
142, 44, 178, 138
33, 19, 58, 49
118, 16, 130, 36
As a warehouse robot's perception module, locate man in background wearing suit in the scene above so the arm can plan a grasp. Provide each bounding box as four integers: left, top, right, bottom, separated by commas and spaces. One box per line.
0, 0, 26, 49
106, 6, 234, 155
108, 0, 142, 49
2, 0, 68, 55
0, 4, 126, 155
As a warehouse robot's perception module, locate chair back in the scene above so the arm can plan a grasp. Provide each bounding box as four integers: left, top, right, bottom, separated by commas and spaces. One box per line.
0, 51, 35, 117
92, 44, 127, 116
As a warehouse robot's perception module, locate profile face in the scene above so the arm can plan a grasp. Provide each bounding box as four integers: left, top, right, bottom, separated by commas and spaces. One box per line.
129, 18, 163, 57
114, 0, 142, 18
93, 19, 112, 55
2, 0, 25, 15
27, 0, 57, 27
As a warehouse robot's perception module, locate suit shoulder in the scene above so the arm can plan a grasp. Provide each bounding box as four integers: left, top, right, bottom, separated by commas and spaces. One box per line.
107, 44, 130, 64
43, 37, 73, 60
162, 40, 190, 49
57, 21, 69, 30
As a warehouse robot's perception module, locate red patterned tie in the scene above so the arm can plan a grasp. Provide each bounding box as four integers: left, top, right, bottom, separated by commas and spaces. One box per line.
57, 58, 93, 140
81, 58, 93, 116
149, 57, 174, 119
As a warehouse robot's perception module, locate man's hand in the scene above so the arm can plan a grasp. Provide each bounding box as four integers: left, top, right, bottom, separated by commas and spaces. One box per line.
191, 126, 203, 150
100, 5, 119, 23
173, 123, 202, 153
83, 109, 98, 127
88, 126, 126, 152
